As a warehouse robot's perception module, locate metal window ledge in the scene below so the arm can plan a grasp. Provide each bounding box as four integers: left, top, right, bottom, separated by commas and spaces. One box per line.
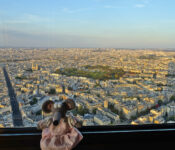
0, 124, 175, 150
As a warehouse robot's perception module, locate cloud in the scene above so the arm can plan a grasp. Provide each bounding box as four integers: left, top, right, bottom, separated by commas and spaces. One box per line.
0, 28, 108, 48
142, 0, 151, 4
104, 5, 121, 9
134, 0, 152, 8
0, 27, 174, 48
1, 14, 50, 25
24, 14, 49, 22
62, 7, 91, 14
135, 4, 145, 8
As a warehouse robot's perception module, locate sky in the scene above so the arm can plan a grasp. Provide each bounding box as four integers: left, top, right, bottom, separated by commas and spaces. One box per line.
0, 0, 175, 48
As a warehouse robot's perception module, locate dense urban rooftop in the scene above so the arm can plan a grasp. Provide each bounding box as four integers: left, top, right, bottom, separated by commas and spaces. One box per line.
0, 48, 175, 127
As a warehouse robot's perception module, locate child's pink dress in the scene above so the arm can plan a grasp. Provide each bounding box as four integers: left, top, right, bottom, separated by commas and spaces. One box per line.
38, 117, 83, 150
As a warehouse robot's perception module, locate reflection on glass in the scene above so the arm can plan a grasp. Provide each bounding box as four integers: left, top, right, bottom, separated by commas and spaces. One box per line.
0, 0, 175, 127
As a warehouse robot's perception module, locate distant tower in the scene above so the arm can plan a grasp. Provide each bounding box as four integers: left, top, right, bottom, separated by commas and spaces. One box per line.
104, 100, 108, 109
37, 84, 40, 96
32, 63, 39, 71
153, 73, 157, 79
62, 84, 65, 94
36, 64, 38, 70
32, 63, 34, 70
106, 89, 110, 96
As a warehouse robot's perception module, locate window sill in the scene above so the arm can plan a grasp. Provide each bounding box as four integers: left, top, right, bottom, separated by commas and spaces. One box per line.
0, 124, 175, 150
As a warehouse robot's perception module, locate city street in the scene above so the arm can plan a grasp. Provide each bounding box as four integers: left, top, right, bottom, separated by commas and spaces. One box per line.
3, 67, 23, 127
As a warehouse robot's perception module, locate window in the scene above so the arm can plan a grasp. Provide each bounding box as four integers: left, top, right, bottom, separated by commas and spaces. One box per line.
0, 0, 175, 128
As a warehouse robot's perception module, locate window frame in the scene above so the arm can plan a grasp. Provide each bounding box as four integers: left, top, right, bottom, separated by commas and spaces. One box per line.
0, 123, 175, 134
0, 124, 175, 149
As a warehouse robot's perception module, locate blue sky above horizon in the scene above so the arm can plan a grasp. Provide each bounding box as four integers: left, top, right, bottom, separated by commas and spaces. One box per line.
0, 0, 175, 48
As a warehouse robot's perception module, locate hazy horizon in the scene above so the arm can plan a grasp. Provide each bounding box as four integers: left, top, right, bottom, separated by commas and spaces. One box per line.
0, 46, 175, 49
0, 0, 175, 48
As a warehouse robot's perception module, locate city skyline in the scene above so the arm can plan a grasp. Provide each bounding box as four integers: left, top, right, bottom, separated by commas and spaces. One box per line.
1, 48, 175, 127
0, 0, 175, 48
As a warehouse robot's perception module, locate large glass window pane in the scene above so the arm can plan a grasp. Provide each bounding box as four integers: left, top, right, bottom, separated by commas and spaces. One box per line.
0, 0, 175, 127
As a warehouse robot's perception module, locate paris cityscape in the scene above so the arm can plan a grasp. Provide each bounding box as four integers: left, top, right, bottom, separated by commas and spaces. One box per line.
1, 48, 175, 127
